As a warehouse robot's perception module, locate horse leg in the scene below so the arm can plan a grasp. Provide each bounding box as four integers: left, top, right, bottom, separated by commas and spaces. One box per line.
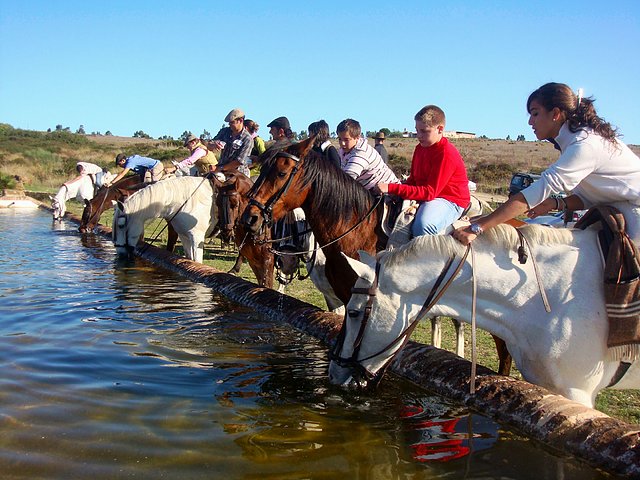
431, 317, 442, 349
453, 319, 465, 357
492, 334, 512, 376
166, 222, 178, 252
228, 254, 244, 275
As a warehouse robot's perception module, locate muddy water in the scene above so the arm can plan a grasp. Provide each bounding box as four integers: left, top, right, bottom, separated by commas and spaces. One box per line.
0, 209, 612, 479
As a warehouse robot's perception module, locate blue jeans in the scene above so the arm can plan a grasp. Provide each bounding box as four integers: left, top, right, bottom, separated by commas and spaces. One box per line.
411, 198, 465, 237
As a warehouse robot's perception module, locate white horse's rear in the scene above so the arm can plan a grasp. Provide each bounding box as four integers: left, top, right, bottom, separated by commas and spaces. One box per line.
329, 224, 639, 408
112, 177, 216, 263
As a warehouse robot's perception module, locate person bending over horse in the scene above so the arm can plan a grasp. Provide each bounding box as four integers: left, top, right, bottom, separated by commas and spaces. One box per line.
106, 153, 165, 187
452, 82, 640, 246
72, 162, 109, 189
337, 118, 399, 191
175, 134, 218, 176
376, 105, 470, 237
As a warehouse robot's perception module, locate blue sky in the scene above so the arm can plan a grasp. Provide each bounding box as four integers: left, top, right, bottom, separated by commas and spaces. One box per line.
1, 0, 639, 144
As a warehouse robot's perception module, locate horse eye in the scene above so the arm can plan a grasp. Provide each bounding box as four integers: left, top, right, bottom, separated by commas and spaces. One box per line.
277, 171, 287, 178
347, 309, 361, 318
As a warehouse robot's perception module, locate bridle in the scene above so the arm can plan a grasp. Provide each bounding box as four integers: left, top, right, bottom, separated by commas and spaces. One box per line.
247, 151, 302, 231
112, 206, 135, 254
219, 184, 241, 242
329, 246, 471, 387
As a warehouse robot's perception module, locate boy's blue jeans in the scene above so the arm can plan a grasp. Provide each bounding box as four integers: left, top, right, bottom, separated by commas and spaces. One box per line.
411, 198, 464, 237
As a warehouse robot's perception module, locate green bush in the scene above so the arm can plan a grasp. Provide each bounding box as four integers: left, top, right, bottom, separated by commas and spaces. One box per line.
0, 172, 16, 189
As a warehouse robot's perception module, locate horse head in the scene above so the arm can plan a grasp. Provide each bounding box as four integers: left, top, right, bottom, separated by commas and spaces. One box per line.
79, 198, 93, 233
50, 187, 67, 221
214, 172, 253, 244
111, 197, 136, 259
241, 136, 315, 235
79, 177, 144, 233
328, 250, 398, 390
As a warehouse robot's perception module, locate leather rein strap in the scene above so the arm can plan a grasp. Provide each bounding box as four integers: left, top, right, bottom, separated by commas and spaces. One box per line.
331, 245, 471, 386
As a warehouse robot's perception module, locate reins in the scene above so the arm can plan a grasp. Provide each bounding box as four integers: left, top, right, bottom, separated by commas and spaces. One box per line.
330, 245, 471, 387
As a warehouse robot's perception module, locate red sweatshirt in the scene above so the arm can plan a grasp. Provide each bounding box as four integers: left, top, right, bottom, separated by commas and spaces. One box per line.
388, 137, 470, 208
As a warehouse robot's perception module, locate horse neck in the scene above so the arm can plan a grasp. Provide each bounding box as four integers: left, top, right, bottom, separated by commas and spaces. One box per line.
89, 188, 117, 223
302, 196, 381, 256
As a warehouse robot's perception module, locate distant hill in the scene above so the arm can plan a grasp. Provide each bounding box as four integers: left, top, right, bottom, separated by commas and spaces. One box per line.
1, 124, 638, 195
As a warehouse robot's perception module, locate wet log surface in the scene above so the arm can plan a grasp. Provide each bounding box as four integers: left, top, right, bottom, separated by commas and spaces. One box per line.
62, 209, 640, 478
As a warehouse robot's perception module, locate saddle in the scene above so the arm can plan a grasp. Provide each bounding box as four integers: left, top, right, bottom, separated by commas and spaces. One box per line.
575, 205, 640, 361
384, 196, 482, 249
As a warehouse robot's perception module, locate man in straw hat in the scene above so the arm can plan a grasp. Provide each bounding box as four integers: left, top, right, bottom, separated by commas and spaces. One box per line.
374, 130, 389, 163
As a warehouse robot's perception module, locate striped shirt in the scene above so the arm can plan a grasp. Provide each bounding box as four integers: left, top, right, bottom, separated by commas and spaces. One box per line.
339, 137, 399, 190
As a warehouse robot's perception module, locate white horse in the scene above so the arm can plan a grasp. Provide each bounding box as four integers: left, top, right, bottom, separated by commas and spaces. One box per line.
50, 176, 95, 220
112, 176, 217, 263
328, 224, 640, 408
50, 169, 116, 220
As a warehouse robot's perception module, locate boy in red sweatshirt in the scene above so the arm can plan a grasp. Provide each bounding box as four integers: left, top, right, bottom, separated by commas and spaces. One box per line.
376, 105, 470, 236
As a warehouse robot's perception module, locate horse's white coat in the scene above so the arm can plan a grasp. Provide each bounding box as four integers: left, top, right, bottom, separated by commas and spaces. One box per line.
50, 176, 95, 220
112, 176, 217, 263
329, 224, 640, 408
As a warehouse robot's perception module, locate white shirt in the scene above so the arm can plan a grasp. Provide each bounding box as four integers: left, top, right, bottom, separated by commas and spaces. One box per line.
339, 137, 399, 190
77, 162, 103, 175
522, 123, 640, 209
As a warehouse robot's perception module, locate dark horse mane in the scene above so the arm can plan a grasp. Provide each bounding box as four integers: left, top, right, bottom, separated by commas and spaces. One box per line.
250, 140, 376, 223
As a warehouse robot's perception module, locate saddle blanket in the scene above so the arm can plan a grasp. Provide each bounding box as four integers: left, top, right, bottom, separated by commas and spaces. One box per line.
575, 206, 640, 362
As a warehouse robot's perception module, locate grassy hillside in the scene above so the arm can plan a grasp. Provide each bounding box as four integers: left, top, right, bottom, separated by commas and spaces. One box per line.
7, 123, 637, 195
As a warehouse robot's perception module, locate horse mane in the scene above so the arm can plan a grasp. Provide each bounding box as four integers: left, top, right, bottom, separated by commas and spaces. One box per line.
384, 223, 578, 266
123, 177, 209, 217
252, 140, 375, 222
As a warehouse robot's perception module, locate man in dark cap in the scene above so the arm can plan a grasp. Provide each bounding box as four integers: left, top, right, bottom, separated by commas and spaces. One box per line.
267, 116, 295, 143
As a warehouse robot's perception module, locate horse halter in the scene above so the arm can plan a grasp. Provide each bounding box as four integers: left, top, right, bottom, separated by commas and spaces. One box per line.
113, 208, 135, 254
219, 185, 241, 239
330, 247, 471, 387
247, 151, 302, 229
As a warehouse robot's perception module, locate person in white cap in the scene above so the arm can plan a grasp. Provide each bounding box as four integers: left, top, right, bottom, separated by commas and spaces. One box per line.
212, 108, 253, 176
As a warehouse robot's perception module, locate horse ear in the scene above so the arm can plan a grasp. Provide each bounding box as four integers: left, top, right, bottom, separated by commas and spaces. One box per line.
342, 252, 376, 284
296, 136, 316, 158
48, 195, 54, 200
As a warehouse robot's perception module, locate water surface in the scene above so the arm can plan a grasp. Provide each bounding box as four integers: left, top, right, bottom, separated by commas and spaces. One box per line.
0, 209, 613, 479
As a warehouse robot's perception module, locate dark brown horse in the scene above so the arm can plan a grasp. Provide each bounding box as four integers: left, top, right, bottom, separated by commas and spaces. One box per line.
241, 137, 513, 375
213, 172, 275, 288
79, 174, 178, 251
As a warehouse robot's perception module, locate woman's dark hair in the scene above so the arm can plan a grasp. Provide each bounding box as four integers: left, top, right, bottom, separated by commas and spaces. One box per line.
244, 119, 259, 134
308, 120, 330, 147
115, 153, 127, 165
527, 82, 618, 143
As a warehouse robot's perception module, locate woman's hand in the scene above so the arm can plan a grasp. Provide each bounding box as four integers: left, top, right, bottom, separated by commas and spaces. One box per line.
451, 225, 477, 246
526, 197, 556, 219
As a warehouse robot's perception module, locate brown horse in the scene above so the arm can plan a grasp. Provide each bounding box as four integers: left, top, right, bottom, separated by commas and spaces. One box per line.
79, 174, 178, 251
213, 172, 275, 288
241, 137, 513, 375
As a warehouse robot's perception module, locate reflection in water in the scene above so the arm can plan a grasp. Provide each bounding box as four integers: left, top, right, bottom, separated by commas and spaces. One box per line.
0, 209, 613, 480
